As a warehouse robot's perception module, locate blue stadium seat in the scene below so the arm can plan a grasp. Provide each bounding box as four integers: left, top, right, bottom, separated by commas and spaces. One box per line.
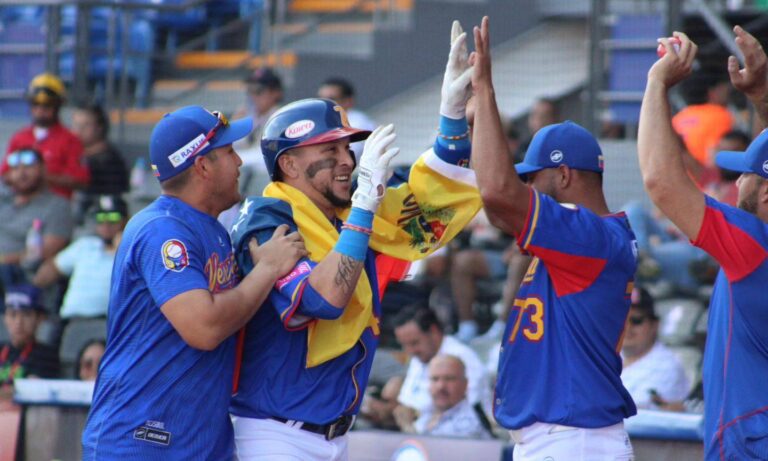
0, 21, 45, 117
608, 14, 664, 124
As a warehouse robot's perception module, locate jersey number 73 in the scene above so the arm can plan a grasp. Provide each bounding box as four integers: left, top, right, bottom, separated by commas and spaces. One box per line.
508, 296, 544, 343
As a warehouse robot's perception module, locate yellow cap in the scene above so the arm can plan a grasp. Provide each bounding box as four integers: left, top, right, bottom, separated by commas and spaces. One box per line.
27, 73, 66, 105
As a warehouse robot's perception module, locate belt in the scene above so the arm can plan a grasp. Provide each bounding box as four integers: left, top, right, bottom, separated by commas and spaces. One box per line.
272, 415, 355, 441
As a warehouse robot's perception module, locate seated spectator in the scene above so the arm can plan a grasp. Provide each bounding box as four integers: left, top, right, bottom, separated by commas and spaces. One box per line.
621, 286, 690, 410
0, 285, 60, 401
77, 339, 105, 381
0, 148, 73, 286
408, 355, 492, 439
450, 210, 513, 342
71, 104, 129, 223
33, 195, 126, 319
393, 306, 490, 430
2, 73, 89, 199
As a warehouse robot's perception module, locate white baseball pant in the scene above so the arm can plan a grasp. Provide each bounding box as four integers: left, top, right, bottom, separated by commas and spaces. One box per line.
232, 416, 349, 461
510, 421, 634, 461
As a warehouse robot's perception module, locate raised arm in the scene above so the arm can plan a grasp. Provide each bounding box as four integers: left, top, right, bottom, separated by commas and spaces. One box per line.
728, 25, 768, 130
471, 16, 530, 236
638, 32, 705, 240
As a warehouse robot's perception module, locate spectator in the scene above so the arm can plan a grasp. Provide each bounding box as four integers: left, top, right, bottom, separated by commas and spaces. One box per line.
702, 130, 751, 207
407, 355, 492, 439
33, 195, 127, 319
71, 104, 129, 222
0, 285, 60, 397
515, 98, 559, 161
2, 73, 89, 199
621, 286, 690, 409
234, 67, 284, 149
393, 306, 490, 430
449, 210, 513, 342
359, 375, 404, 431
77, 339, 105, 381
672, 76, 734, 180
317, 77, 377, 162
0, 148, 73, 286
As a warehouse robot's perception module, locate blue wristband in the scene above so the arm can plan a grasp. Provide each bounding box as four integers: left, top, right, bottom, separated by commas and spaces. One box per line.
435, 115, 471, 164
334, 207, 374, 261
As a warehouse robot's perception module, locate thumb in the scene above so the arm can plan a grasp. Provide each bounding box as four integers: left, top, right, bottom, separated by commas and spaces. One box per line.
455, 66, 473, 90
272, 224, 290, 238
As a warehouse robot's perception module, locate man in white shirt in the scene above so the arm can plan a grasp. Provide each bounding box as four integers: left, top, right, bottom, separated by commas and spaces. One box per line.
392, 306, 490, 430
413, 355, 492, 439
621, 286, 690, 409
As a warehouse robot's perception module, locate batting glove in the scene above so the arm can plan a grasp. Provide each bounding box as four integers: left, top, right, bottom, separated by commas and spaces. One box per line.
352, 124, 400, 213
439, 20, 473, 120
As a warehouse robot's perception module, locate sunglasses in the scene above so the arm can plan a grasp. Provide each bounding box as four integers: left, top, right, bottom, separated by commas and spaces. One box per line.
7, 150, 39, 167
187, 110, 229, 160
628, 315, 649, 326
95, 211, 124, 223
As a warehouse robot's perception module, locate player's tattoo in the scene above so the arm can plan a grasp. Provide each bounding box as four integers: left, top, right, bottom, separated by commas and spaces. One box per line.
306, 158, 337, 179
334, 255, 359, 292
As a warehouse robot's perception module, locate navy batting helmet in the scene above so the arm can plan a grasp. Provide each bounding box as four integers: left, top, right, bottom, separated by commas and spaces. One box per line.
261, 98, 371, 180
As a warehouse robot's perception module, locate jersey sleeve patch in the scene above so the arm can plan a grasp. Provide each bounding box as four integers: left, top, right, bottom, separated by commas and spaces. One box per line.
161, 239, 190, 272
526, 245, 607, 296
694, 202, 768, 282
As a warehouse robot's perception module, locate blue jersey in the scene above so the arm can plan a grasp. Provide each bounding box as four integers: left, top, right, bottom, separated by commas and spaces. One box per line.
693, 196, 768, 460
229, 198, 383, 424
82, 196, 240, 460
494, 189, 638, 430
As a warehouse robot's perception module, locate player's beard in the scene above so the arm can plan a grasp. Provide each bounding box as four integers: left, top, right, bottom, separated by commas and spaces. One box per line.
738, 187, 759, 214
322, 186, 351, 208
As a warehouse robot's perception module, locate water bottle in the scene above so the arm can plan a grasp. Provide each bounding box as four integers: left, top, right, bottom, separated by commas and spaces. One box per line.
130, 157, 147, 192
22, 218, 43, 269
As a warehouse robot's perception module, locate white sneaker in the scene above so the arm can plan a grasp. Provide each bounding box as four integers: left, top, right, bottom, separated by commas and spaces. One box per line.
478, 320, 506, 342
456, 320, 479, 343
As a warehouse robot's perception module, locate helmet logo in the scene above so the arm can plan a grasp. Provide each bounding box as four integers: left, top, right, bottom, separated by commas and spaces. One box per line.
285, 120, 315, 139
334, 105, 351, 128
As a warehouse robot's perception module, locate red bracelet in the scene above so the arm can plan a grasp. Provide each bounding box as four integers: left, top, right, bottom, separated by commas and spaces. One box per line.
341, 223, 373, 235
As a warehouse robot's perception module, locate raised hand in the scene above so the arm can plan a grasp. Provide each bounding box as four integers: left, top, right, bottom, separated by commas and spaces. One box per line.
440, 20, 474, 119
248, 224, 308, 277
648, 31, 698, 89
352, 124, 400, 213
470, 16, 492, 92
728, 25, 768, 101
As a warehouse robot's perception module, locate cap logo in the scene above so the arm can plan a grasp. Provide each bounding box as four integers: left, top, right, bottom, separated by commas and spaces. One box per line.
334, 105, 351, 128
5, 292, 32, 308
285, 120, 315, 139
762, 160, 768, 175
168, 133, 208, 168
550, 150, 564, 163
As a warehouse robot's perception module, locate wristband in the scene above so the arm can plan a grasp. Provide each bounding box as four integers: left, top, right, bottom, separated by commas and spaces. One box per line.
334, 207, 374, 261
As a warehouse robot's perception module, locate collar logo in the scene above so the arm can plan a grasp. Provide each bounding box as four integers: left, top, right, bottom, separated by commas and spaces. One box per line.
161, 239, 189, 272
550, 150, 563, 163
285, 120, 315, 139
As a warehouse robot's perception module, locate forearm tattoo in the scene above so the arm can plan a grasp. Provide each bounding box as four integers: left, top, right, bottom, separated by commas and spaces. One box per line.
334, 255, 360, 293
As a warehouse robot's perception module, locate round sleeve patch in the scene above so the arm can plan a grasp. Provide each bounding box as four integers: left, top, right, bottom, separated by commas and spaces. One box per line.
161, 239, 190, 272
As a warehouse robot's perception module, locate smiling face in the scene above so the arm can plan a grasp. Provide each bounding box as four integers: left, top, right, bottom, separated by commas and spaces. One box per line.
278, 138, 355, 213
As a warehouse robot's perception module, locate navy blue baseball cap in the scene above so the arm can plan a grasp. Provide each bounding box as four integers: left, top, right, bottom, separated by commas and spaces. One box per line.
4, 284, 45, 313
715, 129, 768, 179
149, 106, 253, 181
515, 121, 604, 177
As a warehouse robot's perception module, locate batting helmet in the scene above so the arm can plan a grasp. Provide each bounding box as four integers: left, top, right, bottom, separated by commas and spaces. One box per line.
261, 98, 371, 180
27, 73, 66, 106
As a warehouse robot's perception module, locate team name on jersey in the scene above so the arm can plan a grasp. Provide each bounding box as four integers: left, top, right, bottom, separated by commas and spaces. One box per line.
204, 252, 238, 292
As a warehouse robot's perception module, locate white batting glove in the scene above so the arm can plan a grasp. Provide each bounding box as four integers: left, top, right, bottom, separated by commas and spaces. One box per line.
440, 20, 473, 119
352, 124, 400, 213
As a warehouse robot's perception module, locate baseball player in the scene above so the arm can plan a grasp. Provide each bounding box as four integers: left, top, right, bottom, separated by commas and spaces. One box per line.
82, 106, 307, 460
471, 18, 637, 460
228, 21, 481, 461
639, 27, 768, 460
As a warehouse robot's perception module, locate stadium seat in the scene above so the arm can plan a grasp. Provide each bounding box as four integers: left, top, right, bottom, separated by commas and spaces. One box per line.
656, 297, 705, 346
0, 21, 45, 116
59, 318, 107, 379
289, 0, 361, 14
